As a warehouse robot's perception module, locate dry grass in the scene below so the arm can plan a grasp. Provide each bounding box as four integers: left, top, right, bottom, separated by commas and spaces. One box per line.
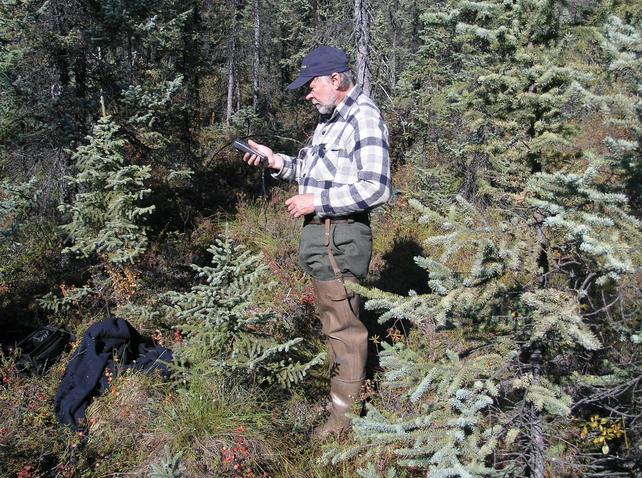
0, 350, 70, 477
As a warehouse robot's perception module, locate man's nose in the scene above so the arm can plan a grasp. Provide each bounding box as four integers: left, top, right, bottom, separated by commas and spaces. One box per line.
305, 91, 314, 101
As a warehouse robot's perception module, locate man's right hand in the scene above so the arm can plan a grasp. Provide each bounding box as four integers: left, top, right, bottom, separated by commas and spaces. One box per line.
242, 140, 283, 171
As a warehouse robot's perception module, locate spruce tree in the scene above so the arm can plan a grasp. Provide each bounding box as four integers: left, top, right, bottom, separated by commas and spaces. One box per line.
0, 177, 39, 292
0, 177, 38, 240
60, 116, 154, 265
328, 2, 642, 476
332, 165, 639, 477
596, 15, 642, 210
168, 233, 324, 388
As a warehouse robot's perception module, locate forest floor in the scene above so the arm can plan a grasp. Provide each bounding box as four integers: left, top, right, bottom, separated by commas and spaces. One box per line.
0, 165, 425, 478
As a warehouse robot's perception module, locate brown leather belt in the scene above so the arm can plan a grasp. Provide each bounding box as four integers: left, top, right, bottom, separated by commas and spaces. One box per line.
303, 212, 370, 226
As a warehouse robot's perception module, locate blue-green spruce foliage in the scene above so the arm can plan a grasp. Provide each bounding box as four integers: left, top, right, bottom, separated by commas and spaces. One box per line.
169, 234, 324, 388
59, 116, 154, 264
328, 1, 642, 476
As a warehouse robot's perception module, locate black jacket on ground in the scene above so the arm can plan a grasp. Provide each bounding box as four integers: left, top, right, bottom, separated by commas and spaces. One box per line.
54, 318, 172, 429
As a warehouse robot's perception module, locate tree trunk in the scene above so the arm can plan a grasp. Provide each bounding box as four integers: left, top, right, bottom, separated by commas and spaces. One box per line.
460, 126, 489, 207
226, 38, 235, 124
51, 2, 69, 89
236, 78, 241, 113
74, 54, 86, 99
527, 350, 545, 478
98, 47, 106, 118
387, 1, 398, 91
127, 35, 134, 83
527, 403, 546, 478
252, 0, 260, 111
354, 0, 372, 97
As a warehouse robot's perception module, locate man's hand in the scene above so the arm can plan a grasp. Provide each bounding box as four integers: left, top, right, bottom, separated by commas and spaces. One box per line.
242, 140, 283, 170
285, 194, 315, 218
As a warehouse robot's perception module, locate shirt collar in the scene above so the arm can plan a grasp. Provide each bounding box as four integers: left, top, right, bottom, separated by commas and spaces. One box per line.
332, 85, 361, 120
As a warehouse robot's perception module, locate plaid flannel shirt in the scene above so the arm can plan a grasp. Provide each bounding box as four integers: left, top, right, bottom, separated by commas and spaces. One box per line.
273, 86, 391, 217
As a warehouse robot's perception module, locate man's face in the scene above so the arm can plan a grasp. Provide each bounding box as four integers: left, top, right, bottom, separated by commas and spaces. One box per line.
305, 76, 338, 115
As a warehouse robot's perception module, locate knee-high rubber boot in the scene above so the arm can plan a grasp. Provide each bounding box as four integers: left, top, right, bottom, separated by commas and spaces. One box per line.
312, 277, 368, 440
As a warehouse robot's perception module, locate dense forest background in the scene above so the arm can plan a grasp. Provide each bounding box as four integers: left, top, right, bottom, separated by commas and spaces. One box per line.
1, 0, 641, 476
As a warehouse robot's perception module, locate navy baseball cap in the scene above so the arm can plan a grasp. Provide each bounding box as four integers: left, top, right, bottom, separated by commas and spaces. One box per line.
287, 46, 350, 90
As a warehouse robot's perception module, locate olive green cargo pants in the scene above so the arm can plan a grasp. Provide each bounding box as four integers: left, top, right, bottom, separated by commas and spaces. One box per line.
299, 221, 372, 438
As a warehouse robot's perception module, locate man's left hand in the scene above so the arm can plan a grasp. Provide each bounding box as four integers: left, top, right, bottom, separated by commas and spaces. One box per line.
285, 194, 315, 218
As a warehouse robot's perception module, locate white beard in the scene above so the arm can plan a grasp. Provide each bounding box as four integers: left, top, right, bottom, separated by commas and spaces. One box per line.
315, 103, 335, 115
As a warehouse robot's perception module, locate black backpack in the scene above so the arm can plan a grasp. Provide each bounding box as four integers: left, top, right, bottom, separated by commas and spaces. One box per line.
15, 326, 74, 374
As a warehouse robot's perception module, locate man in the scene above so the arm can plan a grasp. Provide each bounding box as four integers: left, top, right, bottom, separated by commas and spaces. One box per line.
242, 45, 391, 439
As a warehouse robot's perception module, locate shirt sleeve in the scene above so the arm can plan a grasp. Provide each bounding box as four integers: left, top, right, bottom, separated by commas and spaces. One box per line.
270, 153, 298, 182
315, 108, 391, 216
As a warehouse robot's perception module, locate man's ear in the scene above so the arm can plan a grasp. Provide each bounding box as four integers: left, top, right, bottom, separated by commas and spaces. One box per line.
330, 72, 341, 90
